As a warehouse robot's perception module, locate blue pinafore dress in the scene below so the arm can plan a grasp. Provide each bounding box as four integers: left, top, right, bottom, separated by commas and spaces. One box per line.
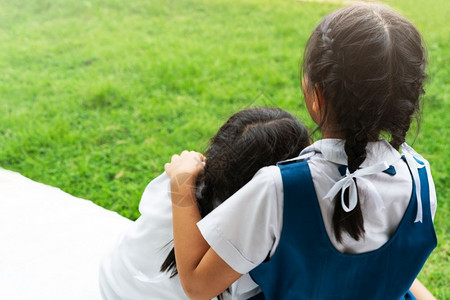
249, 158, 436, 300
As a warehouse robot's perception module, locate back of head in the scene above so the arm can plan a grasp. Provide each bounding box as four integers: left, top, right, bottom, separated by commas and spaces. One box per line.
197, 107, 310, 217
303, 3, 426, 150
302, 3, 427, 241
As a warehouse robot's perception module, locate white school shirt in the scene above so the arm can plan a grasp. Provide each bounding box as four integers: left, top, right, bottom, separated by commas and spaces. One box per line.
99, 172, 261, 300
197, 139, 437, 275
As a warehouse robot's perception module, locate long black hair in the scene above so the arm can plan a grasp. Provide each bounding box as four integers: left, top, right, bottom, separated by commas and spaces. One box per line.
160, 107, 310, 285
302, 4, 427, 242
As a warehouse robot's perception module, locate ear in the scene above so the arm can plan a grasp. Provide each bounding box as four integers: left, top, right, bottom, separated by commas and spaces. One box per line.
312, 84, 325, 113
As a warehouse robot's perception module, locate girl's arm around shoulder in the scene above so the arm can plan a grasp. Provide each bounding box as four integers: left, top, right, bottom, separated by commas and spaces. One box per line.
165, 151, 281, 299
165, 151, 241, 299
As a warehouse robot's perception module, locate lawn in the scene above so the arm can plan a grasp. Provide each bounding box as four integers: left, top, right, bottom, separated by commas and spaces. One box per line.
0, 0, 448, 297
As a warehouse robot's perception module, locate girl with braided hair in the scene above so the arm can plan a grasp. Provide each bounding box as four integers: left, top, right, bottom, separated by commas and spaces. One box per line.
165, 3, 437, 300
99, 107, 310, 299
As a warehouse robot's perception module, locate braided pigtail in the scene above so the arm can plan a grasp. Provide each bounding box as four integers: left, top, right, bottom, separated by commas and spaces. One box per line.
332, 132, 368, 242
390, 124, 409, 150
387, 48, 426, 150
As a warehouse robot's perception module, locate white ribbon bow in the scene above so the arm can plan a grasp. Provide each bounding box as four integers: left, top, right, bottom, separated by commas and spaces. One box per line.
401, 143, 425, 223
324, 161, 389, 212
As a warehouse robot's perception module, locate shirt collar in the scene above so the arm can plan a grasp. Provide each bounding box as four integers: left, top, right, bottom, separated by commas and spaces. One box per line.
300, 138, 402, 166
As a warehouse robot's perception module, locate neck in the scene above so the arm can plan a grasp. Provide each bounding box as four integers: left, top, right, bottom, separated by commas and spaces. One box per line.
320, 125, 345, 139
321, 127, 381, 141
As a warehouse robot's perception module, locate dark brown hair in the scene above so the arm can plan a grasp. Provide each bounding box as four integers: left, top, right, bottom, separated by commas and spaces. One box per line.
302, 4, 427, 242
160, 107, 310, 289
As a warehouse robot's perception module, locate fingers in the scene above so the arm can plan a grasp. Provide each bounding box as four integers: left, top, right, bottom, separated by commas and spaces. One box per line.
166, 150, 205, 168
165, 150, 206, 180
171, 154, 180, 162
171, 151, 204, 159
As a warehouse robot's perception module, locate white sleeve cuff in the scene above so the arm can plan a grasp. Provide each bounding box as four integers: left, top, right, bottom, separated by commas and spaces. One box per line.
197, 220, 257, 275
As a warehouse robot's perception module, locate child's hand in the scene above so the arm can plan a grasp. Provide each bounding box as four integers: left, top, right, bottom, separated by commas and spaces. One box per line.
165, 151, 206, 207
165, 150, 205, 180
165, 150, 205, 182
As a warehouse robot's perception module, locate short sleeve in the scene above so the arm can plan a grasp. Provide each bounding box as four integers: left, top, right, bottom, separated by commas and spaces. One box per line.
197, 166, 283, 275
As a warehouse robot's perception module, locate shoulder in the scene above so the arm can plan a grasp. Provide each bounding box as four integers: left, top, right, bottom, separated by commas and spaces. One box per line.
139, 171, 171, 215
203, 165, 283, 213
253, 165, 282, 186
144, 171, 170, 191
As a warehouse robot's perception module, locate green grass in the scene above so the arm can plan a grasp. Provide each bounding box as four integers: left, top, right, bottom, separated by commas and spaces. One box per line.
0, 0, 448, 296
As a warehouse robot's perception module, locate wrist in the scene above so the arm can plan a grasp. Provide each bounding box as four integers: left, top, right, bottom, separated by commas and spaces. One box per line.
170, 175, 198, 207
170, 173, 197, 191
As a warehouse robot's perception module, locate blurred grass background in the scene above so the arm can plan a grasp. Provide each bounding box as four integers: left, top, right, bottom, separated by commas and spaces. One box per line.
0, 0, 448, 296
